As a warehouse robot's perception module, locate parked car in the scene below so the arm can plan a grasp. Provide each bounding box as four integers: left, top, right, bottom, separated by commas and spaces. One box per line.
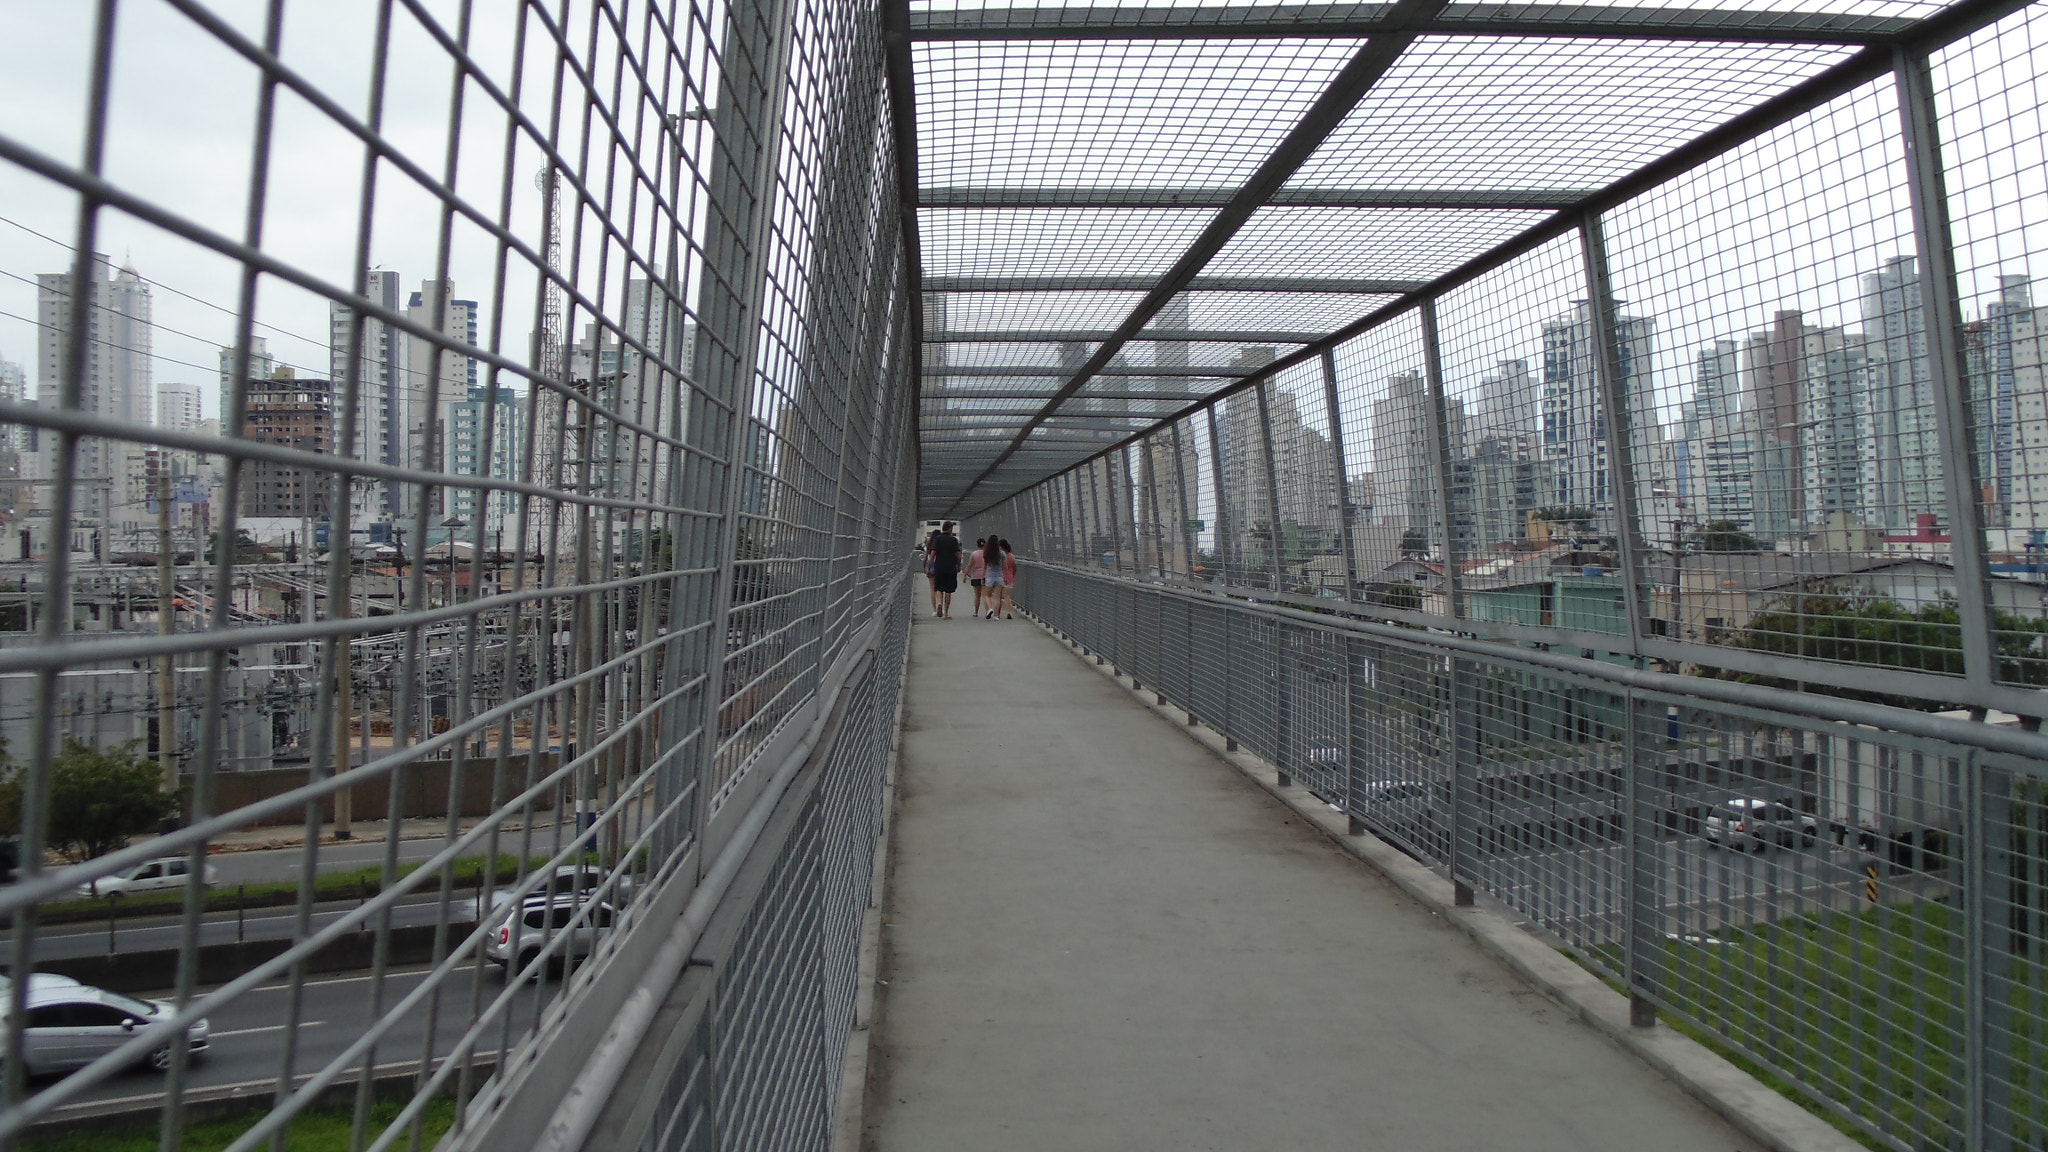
0, 974, 208, 1075
1702, 799, 1817, 851
74, 857, 221, 899
485, 894, 616, 979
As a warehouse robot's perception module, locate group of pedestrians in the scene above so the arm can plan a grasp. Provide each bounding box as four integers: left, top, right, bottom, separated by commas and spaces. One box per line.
922, 521, 1017, 620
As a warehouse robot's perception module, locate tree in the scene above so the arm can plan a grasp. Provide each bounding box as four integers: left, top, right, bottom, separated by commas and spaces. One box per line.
1698, 520, 1759, 553
42, 740, 181, 864
1704, 590, 2048, 709
205, 528, 264, 563
1364, 581, 1422, 611
1398, 528, 1428, 558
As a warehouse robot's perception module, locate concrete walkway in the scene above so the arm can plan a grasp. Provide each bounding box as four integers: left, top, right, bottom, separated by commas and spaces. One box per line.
867, 607, 1758, 1152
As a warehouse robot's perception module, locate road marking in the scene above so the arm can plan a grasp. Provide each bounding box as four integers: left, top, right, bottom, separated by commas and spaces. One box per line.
210, 1020, 325, 1038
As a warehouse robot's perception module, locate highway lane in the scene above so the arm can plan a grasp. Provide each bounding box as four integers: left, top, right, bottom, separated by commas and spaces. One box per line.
40, 963, 564, 1110
206, 837, 453, 886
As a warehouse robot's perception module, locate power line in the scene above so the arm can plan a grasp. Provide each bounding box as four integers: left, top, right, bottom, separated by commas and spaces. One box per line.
0, 277, 329, 382
0, 212, 331, 354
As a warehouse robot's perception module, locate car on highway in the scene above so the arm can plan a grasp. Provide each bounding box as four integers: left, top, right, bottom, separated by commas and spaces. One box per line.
74, 856, 221, 899
1702, 798, 1818, 851
484, 864, 626, 915
485, 894, 616, 979
0, 974, 209, 1075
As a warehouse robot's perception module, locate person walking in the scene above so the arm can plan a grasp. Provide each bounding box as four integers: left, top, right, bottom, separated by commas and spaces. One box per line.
923, 529, 941, 616
998, 538, 1018, 619
929, 521, 962, 618
978, 536, 1006, 619
966, 537, 989, 618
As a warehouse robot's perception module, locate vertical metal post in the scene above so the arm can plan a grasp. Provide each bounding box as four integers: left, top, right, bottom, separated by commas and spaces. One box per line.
1139, 435, 1164, 579
1961, 750, 1993, 1152
1449, 654, 1476, 905
1624, 688, 1659, 1027
1419, 301, 1464, 621
1895, 48, 1996, 693
1319, 349, 1358, 603
1344, 634, 1366, 835
1082, 458, 1100, 571
1579, 212, 1653, 658
1204, 407, 1235, 585
1118, 447, 1141, 578
1170, 419, 1196, 583
1254, 382, 1286, 593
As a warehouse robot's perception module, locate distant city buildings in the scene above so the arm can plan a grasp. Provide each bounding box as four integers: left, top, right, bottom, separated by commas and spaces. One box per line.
35, 256, 153, 532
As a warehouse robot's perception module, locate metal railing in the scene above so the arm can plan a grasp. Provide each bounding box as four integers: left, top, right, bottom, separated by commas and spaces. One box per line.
1014, 562, 2046, 1152
0, 1, 912, 1149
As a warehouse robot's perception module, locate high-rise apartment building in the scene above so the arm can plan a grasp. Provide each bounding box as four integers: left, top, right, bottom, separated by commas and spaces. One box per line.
157, 381, 203, 431
1966, 275, 2032, 527
1370, 370, 1442, 535
1864, 255, 1943, 533
240, 368, 335, 519
331, 269, 412, 523
36, 256, 153, 531
1539, 300, 1655, 536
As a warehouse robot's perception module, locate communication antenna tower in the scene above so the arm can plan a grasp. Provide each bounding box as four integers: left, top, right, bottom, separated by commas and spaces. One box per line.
530, 166, 567, 554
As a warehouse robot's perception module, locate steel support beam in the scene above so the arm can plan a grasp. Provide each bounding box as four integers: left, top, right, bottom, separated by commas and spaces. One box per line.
926, 365, 1248, 377
1318, 348, 1358, 602
926, 328, 1327, 343
924, 275, 1424, 294
1896, 47, 1996, 695
908, 3, 1913, 43
1418, 299, 1463, 621
921, 185, 1592, 209
1255, 382, 1287, 592
1579, 212, 1652, 658
943, 0, 1454, 518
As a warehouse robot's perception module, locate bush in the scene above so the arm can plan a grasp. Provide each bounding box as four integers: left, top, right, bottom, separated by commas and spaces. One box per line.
44, 740, 182, 863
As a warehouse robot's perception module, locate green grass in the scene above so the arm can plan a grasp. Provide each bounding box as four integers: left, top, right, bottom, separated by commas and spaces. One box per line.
1595, 898, 2046, 1152
23, 1095, 456, 1152
22, 855, 568, 927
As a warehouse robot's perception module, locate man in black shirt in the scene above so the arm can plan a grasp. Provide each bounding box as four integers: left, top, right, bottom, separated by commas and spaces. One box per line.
929, 521, 962, 618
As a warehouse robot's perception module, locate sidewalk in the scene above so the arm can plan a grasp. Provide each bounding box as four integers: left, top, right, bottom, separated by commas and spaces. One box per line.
868, 610, 1758, 1152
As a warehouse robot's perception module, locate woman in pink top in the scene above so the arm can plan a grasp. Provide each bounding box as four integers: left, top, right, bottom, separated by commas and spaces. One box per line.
997, 539, 1018, 619
964, 541, 989, 616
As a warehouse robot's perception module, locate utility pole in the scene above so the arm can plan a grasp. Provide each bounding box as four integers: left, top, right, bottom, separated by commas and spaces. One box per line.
156, 471, 177, 798
334, 558, 354, 840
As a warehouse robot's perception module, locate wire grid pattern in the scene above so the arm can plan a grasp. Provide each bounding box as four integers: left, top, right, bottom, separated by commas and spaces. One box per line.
1285, 36, 1859, 194
1934, 3, 2048, 689
0, 0, 912, 1148
959, 2, 2048, 721
911, 38, 1366, 192
1014, 563, 2048, 1152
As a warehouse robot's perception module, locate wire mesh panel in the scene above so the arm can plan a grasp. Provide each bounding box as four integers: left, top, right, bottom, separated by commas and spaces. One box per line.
1012, 564, 2048, 1152
1933, 2, 2048, 693
0, 0, 912, 1148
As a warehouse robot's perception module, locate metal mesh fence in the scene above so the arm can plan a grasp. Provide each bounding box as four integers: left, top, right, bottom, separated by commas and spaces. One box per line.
1016, 563, 2048, 1152
0, 0, 911, 1148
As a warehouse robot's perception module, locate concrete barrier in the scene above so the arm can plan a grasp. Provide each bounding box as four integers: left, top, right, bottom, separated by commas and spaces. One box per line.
35, 923, 449, 994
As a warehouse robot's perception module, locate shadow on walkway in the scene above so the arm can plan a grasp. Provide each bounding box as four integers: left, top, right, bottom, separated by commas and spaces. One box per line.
868, 606, 1755, 1152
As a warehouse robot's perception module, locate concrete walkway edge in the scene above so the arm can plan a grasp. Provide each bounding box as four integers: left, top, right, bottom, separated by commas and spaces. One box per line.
1027, 612, 1863, 1152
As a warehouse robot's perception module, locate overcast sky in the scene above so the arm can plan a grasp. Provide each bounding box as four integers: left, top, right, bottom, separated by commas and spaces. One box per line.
1, 0, 2041, 493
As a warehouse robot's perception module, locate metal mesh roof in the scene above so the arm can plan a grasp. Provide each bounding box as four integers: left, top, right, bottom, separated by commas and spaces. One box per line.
902, 0, 1995, 516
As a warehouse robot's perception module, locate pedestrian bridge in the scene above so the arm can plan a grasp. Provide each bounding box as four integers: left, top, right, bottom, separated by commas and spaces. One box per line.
0, 1, 2044, 1151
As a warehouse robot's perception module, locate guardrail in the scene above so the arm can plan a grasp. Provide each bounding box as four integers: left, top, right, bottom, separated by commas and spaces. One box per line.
1016, 563, 2046, 1152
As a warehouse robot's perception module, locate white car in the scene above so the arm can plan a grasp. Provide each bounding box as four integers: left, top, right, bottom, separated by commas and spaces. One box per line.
485, 894, 616, 979
484, 864, 624, 915
75, 856, 221, 898
1, 974, 209, 1075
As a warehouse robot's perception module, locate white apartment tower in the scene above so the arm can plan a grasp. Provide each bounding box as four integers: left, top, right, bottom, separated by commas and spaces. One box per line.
330, 270, 411, 524
157, 381, 203, 431
36, 256, 153, 530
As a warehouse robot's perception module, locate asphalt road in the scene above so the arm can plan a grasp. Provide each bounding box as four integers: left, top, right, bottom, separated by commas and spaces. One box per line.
206, 838, 453, 886
42, 963, 562, 1111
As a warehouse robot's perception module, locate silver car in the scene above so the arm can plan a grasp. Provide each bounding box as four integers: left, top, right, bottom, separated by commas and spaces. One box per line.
3, 974, 209, 1076
1702, 798, 1818, 851
74, 856, 221, 899
484, 895, 616, 979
